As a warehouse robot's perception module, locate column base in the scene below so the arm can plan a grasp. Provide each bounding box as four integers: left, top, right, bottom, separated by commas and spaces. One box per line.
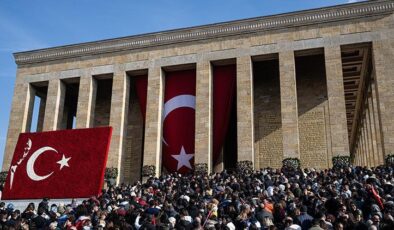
236, 161, 253, 172
282, 158, 300, 169
332, 156, 350, 168
194, 163, 208, 174
142, 165, 156, 177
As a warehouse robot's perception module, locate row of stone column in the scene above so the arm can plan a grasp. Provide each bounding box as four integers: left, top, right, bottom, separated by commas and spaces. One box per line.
353, 40, 394, 167
4, 41, 394, 177
372, 40, 394, 165
354, 80, 385, 167
2, 46, 350, 178
15, 50, 345, 179
141, 47, 350, 177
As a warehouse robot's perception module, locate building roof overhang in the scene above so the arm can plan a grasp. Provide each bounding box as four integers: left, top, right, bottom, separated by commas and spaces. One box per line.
13, 0, 394, 65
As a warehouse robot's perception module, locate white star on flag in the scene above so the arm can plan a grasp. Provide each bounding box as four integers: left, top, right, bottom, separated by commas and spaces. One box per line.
171, 146, 194, 170
57, 154, 71, 170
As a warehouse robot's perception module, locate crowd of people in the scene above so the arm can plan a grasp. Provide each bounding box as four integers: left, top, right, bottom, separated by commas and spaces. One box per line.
0, 165, 393, 230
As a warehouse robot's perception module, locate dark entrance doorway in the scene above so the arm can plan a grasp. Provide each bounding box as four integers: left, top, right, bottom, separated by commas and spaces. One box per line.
223, 95, 237, 170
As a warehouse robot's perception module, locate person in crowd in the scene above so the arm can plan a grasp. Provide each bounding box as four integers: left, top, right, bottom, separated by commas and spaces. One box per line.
0, 165, 393, 229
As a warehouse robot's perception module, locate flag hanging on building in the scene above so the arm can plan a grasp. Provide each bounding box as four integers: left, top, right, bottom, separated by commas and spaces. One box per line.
134, 66, 236, 173
162, 70, 196, 173
212, 65, 236, 165
2, 127, 112, 200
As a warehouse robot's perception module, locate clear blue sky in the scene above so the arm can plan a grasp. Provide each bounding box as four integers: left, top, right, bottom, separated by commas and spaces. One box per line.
0, 0, 361, 169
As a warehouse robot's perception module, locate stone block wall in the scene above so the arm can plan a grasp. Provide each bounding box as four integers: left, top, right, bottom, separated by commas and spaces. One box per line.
296, 55, 329, 169
123, 83, 144, 183
93, 79, 112, 127
253, 59, 283, 168
253, 55, 330, 169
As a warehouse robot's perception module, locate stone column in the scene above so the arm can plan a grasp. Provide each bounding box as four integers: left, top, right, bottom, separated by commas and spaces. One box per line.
76, 74, 97, 128
366, 121, 373, 167
361, 121, 366, 166
362, 137, 366, 166
358, 142, 363, 166
279, 51, 300, 160
361, 126, 367, 166
236, 56, 254, 171
194, 61, 212, 174
108, 68, 130, 184
364, 107, 374, 167
364, 122, 372, 167
324, 46, 350, 157
372, 40, 394, 155
142, 67, 164, 178
2, 80, 36, 171
363, 128, 368, 166
43, 79, 66, 131
366, 95, 379, 166
359, 148, 362, 166
370, 81, 384, 165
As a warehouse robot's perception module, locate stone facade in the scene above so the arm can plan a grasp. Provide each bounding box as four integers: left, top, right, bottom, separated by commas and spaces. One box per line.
123, 82, 144, 183
253, 59, 283, 168
372, 39, 394, 156
3, 1, 394, 182
296, 55, 329, 169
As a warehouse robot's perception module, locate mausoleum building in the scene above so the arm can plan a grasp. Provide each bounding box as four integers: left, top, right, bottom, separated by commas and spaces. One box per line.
3, 0, 394, 183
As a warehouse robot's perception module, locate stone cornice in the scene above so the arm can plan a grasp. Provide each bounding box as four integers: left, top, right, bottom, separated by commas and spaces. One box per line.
14, 0, 394, 65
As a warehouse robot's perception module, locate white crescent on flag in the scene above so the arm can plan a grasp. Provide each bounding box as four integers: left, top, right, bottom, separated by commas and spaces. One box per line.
26, 146, 58, 181
162, 94, 195, 146
163, 94, 195, 120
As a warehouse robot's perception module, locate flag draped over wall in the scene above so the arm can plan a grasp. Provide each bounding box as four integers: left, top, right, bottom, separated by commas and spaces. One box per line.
135, 76, 148, 119
162, 70, 196, 173
212, 65, 236, 165
134, 65, 236, 173
2, 127, 112, 199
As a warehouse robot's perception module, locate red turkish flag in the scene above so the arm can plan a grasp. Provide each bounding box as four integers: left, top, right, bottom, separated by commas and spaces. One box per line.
212, 65, 236, 164
2, 127, 112, 200
134, 66, 236, 173
162, 70, 196, 173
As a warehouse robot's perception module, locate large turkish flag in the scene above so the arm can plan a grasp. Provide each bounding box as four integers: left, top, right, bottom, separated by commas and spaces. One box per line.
134, 66, 236, 173
2, 127, 112, 200
162, 70, 196, 174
